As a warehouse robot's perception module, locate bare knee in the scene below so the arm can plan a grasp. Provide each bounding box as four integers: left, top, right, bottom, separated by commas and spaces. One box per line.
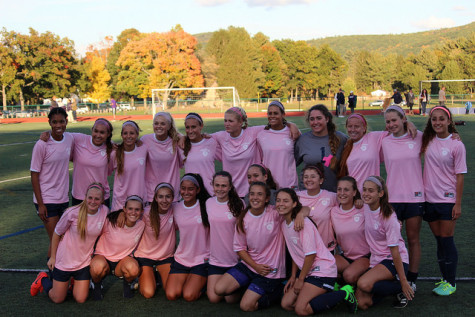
214, 282, 227, 297
343, 270, 359, 285
49, 293, 67, 304
207, 291, 222, 304
183, 289, 201, 302
240, 300, 258, 312
74, 295, 88, 304
140, 287, 155, 299
281, 301, 294, 312
357, 279, 373, 293
295, 304, 311, 316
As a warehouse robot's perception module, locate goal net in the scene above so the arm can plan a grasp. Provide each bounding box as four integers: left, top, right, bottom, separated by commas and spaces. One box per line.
151, 87, 240, 117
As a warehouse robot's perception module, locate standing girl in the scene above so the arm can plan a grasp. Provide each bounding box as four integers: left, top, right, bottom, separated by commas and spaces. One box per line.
356, 176, 413, 310
419, 89, 430, 116
31, 107, 73, 259
30, 183, 108, 303
134, 183, 176, 298
141, 112, 182, 202
278, 188, 357, 315
331, 177, 370, 285
90, 195, 145, 299
206, 171, 244, 303
110, 121, 148, 212
165, 173, 211, 302
421, 106, 466, 296
257, 101, 298, 189
214, 182, 285, 311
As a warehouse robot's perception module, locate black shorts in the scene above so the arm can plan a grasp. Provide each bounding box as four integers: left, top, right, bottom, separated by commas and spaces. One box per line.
340, 253, 370, 264
379, 259, 409, 280
391, 202, 424, 221
295, 269, 335, 291
169, 259, 208, 277
227, 262, 283, 296
106, 259, 119, 276
72, 196, 110, 208
53, 266, 90, 282
423, 202, 455, 222
34, 202, 69, 218
136, 256, 173, 268
208, 264, 233, 276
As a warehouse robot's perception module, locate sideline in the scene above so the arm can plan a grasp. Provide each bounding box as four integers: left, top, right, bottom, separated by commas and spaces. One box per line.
0, 225, 43, 240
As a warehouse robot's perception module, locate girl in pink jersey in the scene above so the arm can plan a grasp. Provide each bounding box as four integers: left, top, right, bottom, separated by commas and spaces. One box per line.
110, 121, 148, 212
31, 107, 73, 260
134, 183, 176, 298
277, 188, 357, 315
214, 182, 285, 311
420, 106, 466, 296
244, 163, 278, 206
331, 177, 370, 285
181, 112, 221, 194
297, 164, 337, 251
30, 183, 108, 303
141, 112, 182, 202
166, 173, 211, 302
90, 195, 145, 299
207, 171, 244, 303
356, 176, 413, 310
257, 101, 298, 189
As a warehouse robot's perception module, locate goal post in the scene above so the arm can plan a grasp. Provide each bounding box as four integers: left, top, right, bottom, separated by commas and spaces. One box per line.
151, 87, 240, 117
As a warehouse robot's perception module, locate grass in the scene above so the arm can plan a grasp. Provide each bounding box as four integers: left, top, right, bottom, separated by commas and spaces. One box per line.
1, 114, 475, 315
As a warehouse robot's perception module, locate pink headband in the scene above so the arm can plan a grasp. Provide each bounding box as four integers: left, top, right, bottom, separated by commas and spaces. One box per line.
304, 165, 324, 179
250, 163, 268, 174
430, 106, 451, 118
228, 107, 244, 120
385, 105, 405, 117
93, 118, 111, 132
347, 113, 367, 127
122, 120, 139, 133
87, 182, 105, 196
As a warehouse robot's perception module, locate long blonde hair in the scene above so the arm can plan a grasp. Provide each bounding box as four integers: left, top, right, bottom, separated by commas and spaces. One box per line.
77, 183, 105, 240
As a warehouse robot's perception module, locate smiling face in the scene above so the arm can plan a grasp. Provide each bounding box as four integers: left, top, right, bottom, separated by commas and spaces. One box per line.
267, 105, 285, 130
224, 112, 242, 136
247, 166, 267, 185
85, 187, 103, 213
337, 180, 356, 208
121, 125, 138, 148
153, 116, 170, 139
185, 118, 203, 143
180, 180, 199, 206
213, 175, 231, 202
384, 111, 406, 137
91, 122, 110, 146
346, 117, 366, 142
155, 187, 173, 212
430, 109, 451, 138
308, 110, 329, 136
123, 200, 143, 226
248, 184, 269, 211
303, 168, 322, 193
362, 181, 383, 210
276, 191, 296, 218
49, 114, 68, 140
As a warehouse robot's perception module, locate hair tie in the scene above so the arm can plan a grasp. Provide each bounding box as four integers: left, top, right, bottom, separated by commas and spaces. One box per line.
429, 106, 451, 118
385, 105, 405, 117
181, 174, 200, 187
268, 101, 285, 112
185, 113, 203, 125
154, 182, 175, 194
347, 113, 367, 128
365, 176, 383, 189
154, 112, 173, 124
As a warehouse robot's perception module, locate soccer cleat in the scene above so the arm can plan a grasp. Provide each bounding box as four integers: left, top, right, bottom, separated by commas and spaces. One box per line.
393, 292, 408, 308
409, 281, 417, 293
432, 279, 447, 293
30, 272, 48, 296
334, 282, 341, 291
123, 279, 134, 298
340, 285, 357, 314
434, 282, 456, 296
91, 281, 104, 301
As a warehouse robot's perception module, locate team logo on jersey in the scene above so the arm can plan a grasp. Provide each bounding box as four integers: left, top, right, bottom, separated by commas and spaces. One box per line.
444, 192, 455, 198
406, 142, 415, 150
360, 144, 368, 151
97, 221, 104, 229
265, 222, 274, 231
167, 146, 173, 154
414, 192, 422, 197
354, 214, 361, 222
134, 234, 140, 243
291, 237, 299, 245
441, 147, 449, 156
374, 223, 379, 230
138, 158, 145, 165
201, 148, 210, 157
100, 150, 106, 157
226, 212, 233, 220
66, 147, 71, 155
242, 142, 250, 150
168, 217, 173, 223
196, 216, 202, 224
320, 198, 330, 206
284, 138, 292, 146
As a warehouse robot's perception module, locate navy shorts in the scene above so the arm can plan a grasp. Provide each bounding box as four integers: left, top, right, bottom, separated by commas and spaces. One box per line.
379, 259, 409, 280
34, 202, 69, 218
53, 266, 90, 282
391, 202, 424, 221
295, 270, 335, 291
423, 202, 455, 222
208, 264, 233, 276
136, 256, 173, 268
72, 196, 110, 208
227, 262, 283, 296
106, 259, 119, 276
169, 259, 208, 277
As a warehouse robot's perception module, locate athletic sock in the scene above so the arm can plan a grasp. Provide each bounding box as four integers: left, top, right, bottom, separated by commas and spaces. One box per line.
123, 279, 134, 298
92, 281, 103, 301
435, 236, 446, 281
372, 280, 401, 298
407, 271, 418, 283
41, 276, 53, 295
441, 236, 458, 286
309, 291, 346, 313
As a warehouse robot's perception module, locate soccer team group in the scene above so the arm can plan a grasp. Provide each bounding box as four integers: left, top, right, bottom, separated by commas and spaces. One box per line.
28, 100, 466, 315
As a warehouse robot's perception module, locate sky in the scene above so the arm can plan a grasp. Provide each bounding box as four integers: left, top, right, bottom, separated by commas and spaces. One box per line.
1, 0, 474, 55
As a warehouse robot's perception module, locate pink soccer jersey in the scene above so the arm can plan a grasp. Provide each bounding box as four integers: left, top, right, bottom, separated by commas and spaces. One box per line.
257, 127, 298, 188
364, 205, 409, 268
70, 133, 111, 200
173, 201, 210, 267
331, 206, 370, 260
282, 218, 337, 278
54, 204, 108, 271
141, 134, 182, 202
207, 197, 239, 267
179, 138, 221, 195
381, 131, 424, 203
134, 205, 176, 261
212, 126, 263, 197
423, 135, 467, 203
297, 190, 337, 251
95, 217, 145, 262
110, 144, 148, 212
233, 206, 286, 279
30, 132, 74, 204
347, 131, 385, 192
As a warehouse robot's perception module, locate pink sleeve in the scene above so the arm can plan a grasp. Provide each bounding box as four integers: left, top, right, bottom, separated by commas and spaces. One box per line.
301, 226, 318, 256
384, 216, 401, 247
30, 141, 46, 172
54, 208, 73, 236
214, 141, 222, 162
454, 142, 467, 174
211, 131, 226, 145
248, 125, 265, 138
233, 227, 247, 252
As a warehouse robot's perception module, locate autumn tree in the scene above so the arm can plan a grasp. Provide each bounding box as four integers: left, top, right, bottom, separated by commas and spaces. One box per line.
85, 55, 111, 103
258, 43, 286, 98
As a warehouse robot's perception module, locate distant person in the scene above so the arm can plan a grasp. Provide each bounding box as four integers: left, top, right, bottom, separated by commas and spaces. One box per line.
419, 89, 430, 116
71, 98, 78, 122
110, 98, 117, 119
406, 89, 415, 114
66, 99, 74, 122
390, 89, 403, 106
336, 89, 345, 117
348, 91, 357, 113
50, 96, 58, 110
465, 101, 472, 114
438, 86, 446, 106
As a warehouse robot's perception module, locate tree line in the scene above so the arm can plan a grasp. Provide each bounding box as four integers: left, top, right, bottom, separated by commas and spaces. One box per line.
1, 25, 474, 111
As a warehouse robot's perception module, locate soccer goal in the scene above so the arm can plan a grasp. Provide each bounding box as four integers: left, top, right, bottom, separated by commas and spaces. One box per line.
151, 87, 240, 117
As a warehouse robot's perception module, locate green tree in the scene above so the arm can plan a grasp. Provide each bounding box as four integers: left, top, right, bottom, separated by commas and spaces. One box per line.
439, 60, 465, 94
0, 42, 16, 110
314, 44, 347, 96
259, 44, 286, 98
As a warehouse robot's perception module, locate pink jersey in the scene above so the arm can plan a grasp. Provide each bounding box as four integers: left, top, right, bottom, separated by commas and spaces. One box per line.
331, 206, 370, 260
347, 132, 385, 192
207, 197, 239, 267
297, 190, 337, 251
30, 133, 73, 204
54, 204, 108, 271
141, 134, 182, 202
423, 135, 467, 203
257, 127, 298, 188
233, 206, 285, 279
364, 205, 409, 268
179, 138, 221, 195
110, 144, 148, 212
134, 206, 176, 261
282, 218, 337, 278
173, 201, 210, 267
382, 131, 424, 203
212, 126, 263, 197
70, 133, 111, 200
95, 218, 145, 262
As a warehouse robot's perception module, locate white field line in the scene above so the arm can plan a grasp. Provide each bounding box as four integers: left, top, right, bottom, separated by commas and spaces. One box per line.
0, 141, 35, 147
0, 168, 73, 184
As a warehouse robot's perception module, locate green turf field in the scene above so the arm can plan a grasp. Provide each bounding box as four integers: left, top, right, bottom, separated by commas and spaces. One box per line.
1, 114, 474, 316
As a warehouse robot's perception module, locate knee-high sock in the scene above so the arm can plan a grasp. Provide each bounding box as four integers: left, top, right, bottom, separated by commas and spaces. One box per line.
309, 291, 346, 313
371, 280, 401, 305
41, 276, 53, 295
440, 236, 458, 286
435, 236, 446, 281
257, 283, 284, 309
